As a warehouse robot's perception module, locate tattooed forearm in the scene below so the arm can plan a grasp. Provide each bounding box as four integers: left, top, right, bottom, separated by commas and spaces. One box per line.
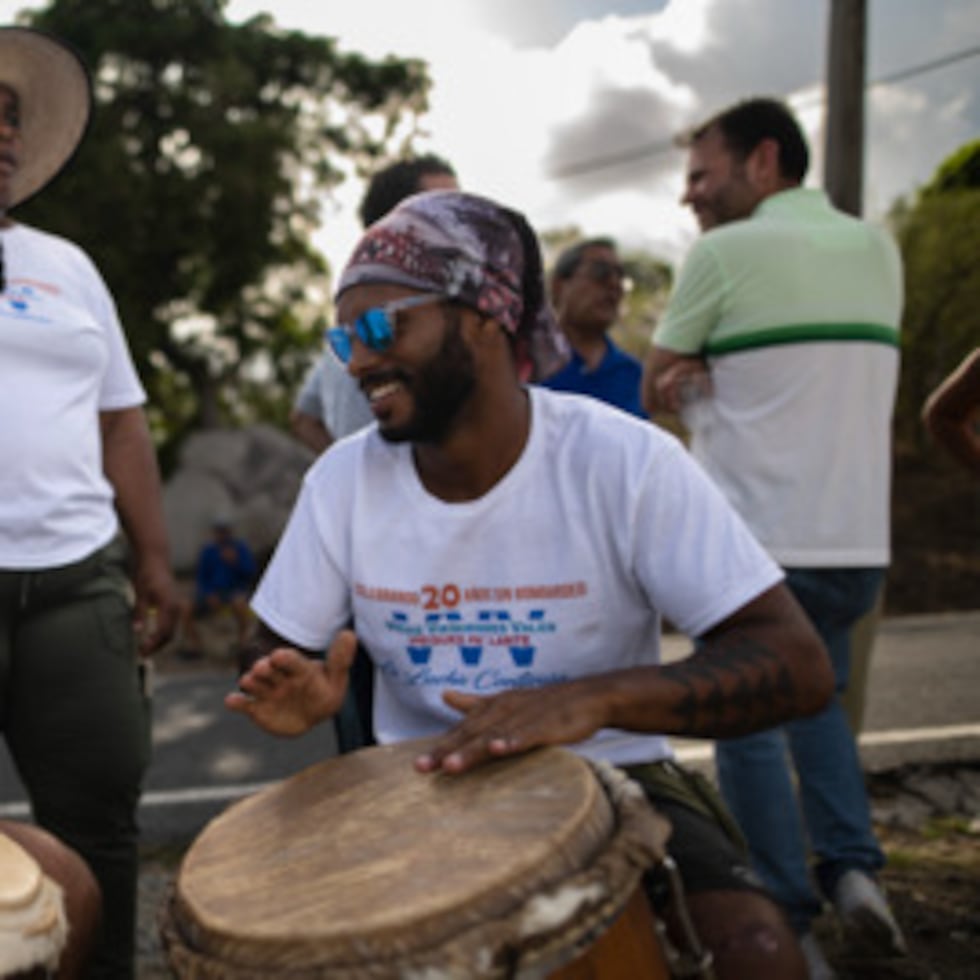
660, 630, 800, 736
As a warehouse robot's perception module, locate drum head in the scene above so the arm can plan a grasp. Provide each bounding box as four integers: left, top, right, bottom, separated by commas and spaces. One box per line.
164, 741, 668, 977
0, 832, 43, 911
0, 829, 69, 977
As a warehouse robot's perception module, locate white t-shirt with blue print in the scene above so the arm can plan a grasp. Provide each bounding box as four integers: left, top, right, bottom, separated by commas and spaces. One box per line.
0, 223, 145, 568
252, 387, 783, 767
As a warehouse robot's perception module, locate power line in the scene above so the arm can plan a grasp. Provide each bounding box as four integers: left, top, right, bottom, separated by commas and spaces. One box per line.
550, 43, 980, 180
870, 43, 980, 89
549, 136, 675, 180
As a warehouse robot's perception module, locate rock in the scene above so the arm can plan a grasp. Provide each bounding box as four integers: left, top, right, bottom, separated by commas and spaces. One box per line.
162, 470, 236, 574
955, 768, 980, 817
872, 794, 935, 832
162, 425, 315, 573
904, 771, 967, 816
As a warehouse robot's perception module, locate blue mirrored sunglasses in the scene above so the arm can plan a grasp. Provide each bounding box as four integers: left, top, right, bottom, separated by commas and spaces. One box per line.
326, 293, 446, 364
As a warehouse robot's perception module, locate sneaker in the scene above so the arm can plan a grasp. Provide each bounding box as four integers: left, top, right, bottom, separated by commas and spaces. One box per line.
832, 869, 908, 956
799, 931, 837, 980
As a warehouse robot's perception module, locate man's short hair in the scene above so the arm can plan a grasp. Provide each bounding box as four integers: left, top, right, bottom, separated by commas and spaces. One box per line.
686, 97, 810, 182
552, 237, 618, 283
357, 154, 457, 228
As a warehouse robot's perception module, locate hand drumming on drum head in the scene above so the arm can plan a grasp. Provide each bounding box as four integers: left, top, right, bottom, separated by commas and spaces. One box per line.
415, 679, 609, 775
225, 629, 358, 737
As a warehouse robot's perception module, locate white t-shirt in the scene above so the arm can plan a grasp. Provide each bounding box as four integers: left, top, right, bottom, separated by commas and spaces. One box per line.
0, 223, 145, 568
293, 351, 373, 441
253, 387, 783, 767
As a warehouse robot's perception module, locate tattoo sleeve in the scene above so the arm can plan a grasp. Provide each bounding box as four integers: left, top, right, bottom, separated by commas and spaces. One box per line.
659, 629, 800, 736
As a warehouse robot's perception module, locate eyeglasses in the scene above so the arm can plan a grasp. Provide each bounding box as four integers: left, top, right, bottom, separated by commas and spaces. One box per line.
326, 293, 445, 364
579, 260, 627, 285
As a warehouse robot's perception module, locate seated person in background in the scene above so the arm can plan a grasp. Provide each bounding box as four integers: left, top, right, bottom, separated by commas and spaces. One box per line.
179, 517, 256, 659
541, 237, 647, 418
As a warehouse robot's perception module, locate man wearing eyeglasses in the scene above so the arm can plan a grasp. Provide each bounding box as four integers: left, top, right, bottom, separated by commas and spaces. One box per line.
541, 237, 646, 418
228, 189, 836, 979
290, 154, 459, 456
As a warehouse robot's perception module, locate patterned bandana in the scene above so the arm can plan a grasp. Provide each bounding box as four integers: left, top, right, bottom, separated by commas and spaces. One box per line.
335, 190, 569, 382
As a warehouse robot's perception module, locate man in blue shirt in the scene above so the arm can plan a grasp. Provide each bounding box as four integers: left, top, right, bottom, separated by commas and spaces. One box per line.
179, 516, 256, 659
542, 237, 646, 418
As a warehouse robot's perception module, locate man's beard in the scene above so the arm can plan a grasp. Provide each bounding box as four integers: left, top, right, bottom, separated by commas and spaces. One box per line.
378, 309, 477, 445
707, 162, 758, 229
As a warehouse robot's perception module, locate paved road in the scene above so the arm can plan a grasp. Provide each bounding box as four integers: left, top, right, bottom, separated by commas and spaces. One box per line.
2, 612, 978, 848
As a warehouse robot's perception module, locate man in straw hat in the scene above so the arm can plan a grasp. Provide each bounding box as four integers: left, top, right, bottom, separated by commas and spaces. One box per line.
229, 188, 835, 979
0, 25, 179, 979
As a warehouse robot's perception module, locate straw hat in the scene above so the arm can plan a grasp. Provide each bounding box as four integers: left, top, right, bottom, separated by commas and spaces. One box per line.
0, 26, 92, 209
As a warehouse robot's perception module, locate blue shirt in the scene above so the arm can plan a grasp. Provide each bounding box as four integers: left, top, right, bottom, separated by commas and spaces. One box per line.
196, 538, 256, 601
542, 338, 646, 418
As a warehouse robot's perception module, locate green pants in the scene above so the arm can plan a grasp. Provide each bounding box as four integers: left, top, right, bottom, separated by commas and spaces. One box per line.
0, 536, 151, 980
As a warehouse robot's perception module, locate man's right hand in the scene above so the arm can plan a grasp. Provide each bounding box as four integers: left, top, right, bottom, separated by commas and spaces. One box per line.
225, 629, 358, 736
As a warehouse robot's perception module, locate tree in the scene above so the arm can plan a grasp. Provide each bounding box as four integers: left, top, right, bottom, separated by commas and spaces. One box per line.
885, 140, 980, 616
14, 0, 430, 468
616, 247, 672, 361
891, 140, 980, 451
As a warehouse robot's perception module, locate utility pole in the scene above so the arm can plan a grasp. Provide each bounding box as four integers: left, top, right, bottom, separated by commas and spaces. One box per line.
824, 0, 867, 216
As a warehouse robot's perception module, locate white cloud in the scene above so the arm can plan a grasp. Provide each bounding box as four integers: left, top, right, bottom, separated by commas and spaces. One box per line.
290, 0, 979, 272
2, 0, 977, 275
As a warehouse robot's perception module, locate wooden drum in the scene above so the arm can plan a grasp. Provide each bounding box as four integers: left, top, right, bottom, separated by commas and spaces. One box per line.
161, 741, 672, 978
0, 821, 101, 980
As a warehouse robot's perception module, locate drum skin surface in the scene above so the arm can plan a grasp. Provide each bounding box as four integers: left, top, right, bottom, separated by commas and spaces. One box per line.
0, 821, 101, 980
163, 740, 670, 978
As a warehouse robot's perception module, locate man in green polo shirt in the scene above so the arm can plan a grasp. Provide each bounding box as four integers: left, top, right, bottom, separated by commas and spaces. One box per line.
642, 97, 905, 978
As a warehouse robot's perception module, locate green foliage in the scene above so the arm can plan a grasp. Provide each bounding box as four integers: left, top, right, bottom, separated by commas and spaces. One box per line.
891, 143, 980, 453
12, 0, 430, 466
922, 139, 980, 195
616, 247, 672, 360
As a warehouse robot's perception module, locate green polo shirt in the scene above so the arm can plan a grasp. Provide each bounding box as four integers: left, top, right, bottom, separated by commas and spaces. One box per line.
652, 188, 903, 567
654, 188, 902, 357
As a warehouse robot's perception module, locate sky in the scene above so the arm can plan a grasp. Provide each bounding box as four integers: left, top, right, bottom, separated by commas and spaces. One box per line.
3, 0, 979, 276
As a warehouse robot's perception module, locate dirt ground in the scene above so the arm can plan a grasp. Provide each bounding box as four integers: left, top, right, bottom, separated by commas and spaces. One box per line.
813, 778, 980, 980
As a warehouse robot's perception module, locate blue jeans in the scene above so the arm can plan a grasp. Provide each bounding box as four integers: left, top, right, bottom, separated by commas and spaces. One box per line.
715, 567, 886, 933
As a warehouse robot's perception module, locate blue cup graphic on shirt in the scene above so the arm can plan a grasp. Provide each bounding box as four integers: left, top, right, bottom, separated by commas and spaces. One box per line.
460, 646, 482, 666
407, 646, 431, 665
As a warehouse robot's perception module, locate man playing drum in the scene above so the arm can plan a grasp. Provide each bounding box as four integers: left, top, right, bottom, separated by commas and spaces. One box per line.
228, 189, 833, 980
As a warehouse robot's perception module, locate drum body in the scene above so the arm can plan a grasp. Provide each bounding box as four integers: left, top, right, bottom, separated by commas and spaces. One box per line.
0, 820, 101, 980
161, 741, 671, 979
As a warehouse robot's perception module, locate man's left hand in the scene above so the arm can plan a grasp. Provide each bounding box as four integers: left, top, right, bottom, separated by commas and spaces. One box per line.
414, 681, 608, 774
133, 558, 180, 654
